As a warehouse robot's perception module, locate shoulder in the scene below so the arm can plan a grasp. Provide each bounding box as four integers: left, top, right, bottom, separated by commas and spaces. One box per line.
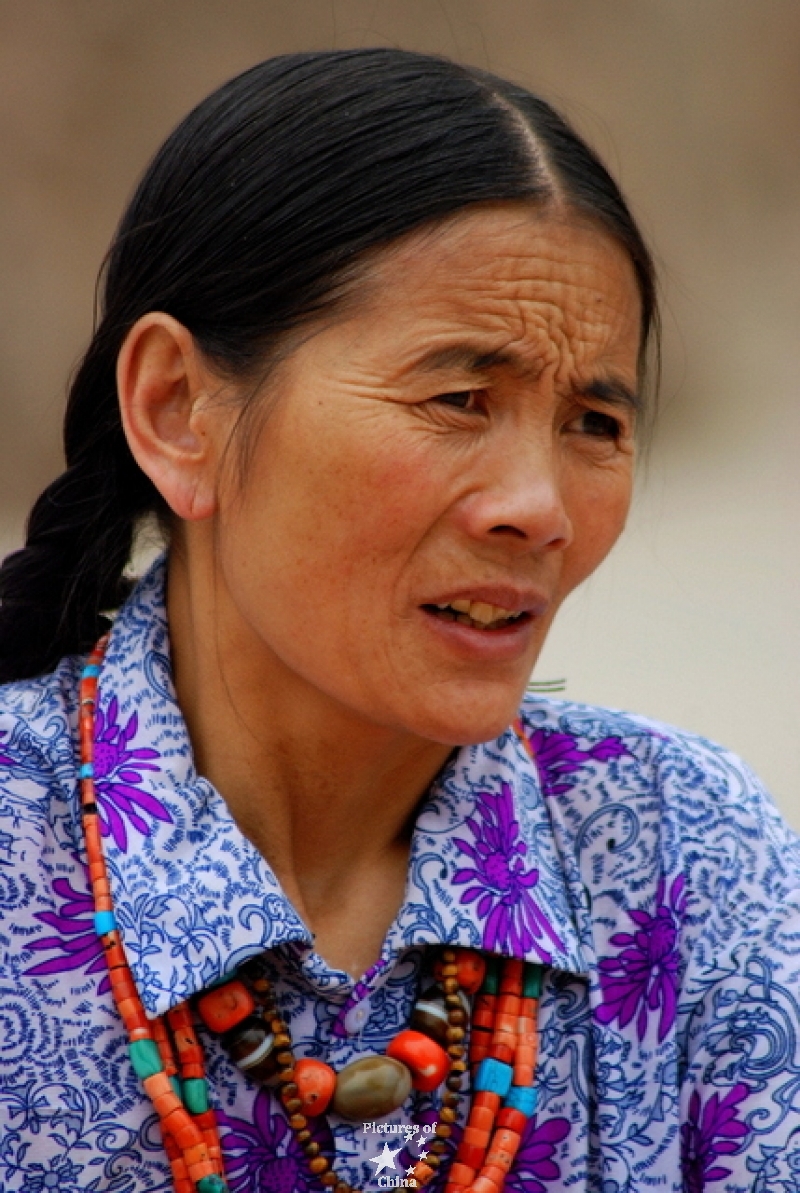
518, 692, 790, 842
517, 694, 800, 957
0, 656, 80, 775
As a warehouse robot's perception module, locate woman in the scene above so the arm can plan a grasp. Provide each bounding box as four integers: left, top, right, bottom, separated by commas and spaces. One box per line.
0, 49, 797, 1193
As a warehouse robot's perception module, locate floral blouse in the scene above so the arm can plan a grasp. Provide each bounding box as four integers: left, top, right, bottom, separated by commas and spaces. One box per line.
2, 558, 800, 1193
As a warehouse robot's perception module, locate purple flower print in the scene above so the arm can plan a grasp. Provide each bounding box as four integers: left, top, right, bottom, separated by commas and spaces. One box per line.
526, 727, 628, 798
597, 874, 688, 1043
24, 875, 109, 992
505, 1116, 571, 1193
218, 1088, 334, 1192
92, 696, 170, 851
453, 782, 564, 960
681, 1084, 750, 1191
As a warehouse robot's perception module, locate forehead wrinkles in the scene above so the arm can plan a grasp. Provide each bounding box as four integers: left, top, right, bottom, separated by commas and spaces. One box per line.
407, 249, 634, 381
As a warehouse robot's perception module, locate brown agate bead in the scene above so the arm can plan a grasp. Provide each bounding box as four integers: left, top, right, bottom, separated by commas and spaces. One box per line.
410, 996, 450, 1047
330, 1055, 412, 1120
222, 1017, 281, 1084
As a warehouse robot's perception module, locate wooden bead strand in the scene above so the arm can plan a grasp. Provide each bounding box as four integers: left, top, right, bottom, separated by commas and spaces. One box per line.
80, 637, 546, 1193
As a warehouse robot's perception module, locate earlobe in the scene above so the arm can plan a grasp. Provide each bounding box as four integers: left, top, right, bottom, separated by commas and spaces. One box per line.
117, 313, 220, 522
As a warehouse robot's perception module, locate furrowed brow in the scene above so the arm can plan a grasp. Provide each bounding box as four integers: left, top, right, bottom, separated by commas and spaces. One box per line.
411, 344, 517, 375
410, 345, 642, 413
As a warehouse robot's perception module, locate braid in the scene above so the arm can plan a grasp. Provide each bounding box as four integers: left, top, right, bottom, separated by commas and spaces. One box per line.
0, 337, 160, 682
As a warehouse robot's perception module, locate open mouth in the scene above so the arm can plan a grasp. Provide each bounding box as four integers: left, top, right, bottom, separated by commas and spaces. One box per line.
421, 599, 531, 632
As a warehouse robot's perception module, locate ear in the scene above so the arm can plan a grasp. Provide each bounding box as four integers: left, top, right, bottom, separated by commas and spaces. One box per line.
117, 313, 231, 521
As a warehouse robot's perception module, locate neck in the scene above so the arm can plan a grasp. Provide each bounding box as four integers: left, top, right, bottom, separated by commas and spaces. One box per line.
166, 547, 452, 976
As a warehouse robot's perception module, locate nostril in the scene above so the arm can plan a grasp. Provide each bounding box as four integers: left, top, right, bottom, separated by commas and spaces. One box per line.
488, 524, 527, 538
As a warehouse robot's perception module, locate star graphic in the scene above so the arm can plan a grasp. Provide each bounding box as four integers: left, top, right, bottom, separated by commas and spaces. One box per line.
406, 1165, 417, 1176
418, 1152, 429, 1162
369, 1143, 401, 1175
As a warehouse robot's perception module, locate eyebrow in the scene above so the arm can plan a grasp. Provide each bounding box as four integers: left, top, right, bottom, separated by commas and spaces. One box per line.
580, 379, 643, 415
410, 344, 642, 413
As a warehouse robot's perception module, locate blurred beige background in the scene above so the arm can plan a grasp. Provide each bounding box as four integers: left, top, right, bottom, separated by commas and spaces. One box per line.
1, 1, 798, 818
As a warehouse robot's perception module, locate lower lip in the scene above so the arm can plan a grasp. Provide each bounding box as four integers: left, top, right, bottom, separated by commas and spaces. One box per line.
419, 607, 537, 662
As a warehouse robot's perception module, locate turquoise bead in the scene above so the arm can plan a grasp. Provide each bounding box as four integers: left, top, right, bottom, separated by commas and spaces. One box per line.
197, 1177, 228, 1192
79, 762, 94, 778
475, 1057, 513, 1097
480, 956, 501, 995
506, 1085, 539, 1115
82, 664, 101, 678
129, 1039, 162, 1080
170, 1076, 183, 1101
523, 963, 544, 998
93, 910, 116, 937
183, 1076, 210, 1114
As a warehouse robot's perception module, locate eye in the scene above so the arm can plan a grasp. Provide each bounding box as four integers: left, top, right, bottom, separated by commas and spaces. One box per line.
575, 410, 624, 439
432, 390, 477, 410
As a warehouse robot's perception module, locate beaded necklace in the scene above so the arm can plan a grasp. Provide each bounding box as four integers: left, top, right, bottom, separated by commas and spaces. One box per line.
79, 636, 544, 1193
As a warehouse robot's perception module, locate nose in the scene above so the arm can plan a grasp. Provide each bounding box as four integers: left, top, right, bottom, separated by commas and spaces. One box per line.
458, 431, 574, 553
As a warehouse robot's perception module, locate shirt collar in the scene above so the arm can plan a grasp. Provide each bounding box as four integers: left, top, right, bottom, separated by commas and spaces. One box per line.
88, 557, 586, 1017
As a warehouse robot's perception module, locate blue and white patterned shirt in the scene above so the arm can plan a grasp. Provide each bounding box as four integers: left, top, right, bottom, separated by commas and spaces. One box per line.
2, 558, 800, 1192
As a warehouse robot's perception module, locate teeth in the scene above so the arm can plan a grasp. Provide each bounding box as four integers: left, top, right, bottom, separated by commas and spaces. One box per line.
435, 599, 519, 625
469, 601, 497, 625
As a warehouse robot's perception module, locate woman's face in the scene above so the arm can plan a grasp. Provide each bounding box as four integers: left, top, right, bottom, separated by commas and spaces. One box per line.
213, 204, 642, 744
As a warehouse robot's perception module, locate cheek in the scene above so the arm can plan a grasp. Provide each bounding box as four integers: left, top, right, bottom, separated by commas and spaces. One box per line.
222, 407, 440, 609
561, 465, 633, 593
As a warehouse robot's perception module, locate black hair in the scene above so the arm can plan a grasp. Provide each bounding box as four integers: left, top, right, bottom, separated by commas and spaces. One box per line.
0, 49, 658, 682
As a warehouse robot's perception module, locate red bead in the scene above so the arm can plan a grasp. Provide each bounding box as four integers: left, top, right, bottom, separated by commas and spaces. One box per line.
196, 979, 255, 1034
294, 1058, 336, 1116
386, 1029, 450, 1092
488, 1039, 515, 1065
435, 949, 486, 995
496, 993, 520, 1016
497, 1107, 527, 1133
499, 959, 524, 994
454, 1140, 485, 1170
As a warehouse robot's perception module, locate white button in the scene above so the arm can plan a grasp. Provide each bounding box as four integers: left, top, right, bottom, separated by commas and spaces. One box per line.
343, 997, 371, 1035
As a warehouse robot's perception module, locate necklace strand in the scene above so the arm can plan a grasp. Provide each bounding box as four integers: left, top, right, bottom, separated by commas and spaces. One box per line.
79, 637, 543, 1193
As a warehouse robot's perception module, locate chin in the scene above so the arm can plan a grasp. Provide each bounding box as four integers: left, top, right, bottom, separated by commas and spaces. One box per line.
404, 693, 527, 748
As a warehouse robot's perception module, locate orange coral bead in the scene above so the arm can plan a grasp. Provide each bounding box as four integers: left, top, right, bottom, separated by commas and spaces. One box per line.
294, 1058, 337, 1116
470, 1175, 502, 1193
447, 1162, 476, 1186
468, 1105, 496, 1133
196, 979, 255, 1034
485, 1126, 522, 1171
386, 1029, 450, 1092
